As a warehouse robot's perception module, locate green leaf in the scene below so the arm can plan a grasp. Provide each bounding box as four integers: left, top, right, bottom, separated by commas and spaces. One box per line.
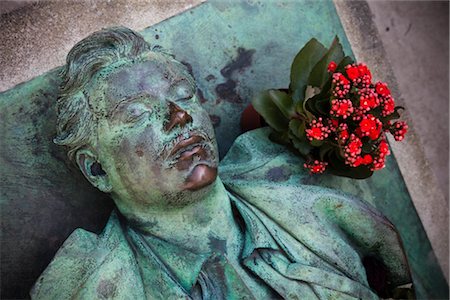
295, 101, 305, 115
308, 36, 345, 89
303, 106, 315, 122
269, 130, 290, 145
298, 120, 306, 139
268, 89, 295, 119
380, 107, 402, 123
310, 139, 324, 147
288, 131, 312, 155
290, 38, 327, 102
319, 143, 335, 160
252, 90, 289, 132
316, 98, 331, 115
362, 141, 374, 153
335, 56, 354, 73
289, 119, 306, 139
307, 92, 331, 116
305, 85, 321, 101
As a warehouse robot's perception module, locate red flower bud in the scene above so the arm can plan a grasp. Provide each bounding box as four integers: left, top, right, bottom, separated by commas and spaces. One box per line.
357, 64, 372, 81
330, 118, 339, 128
362, 154, 373, 165
379, 140, 390, 156
305, 117, 331, 141
375, 82, 391, 97
369, 126, 381, 140
360, 117, 376, 133
381, 96, 395, 116
330, 99, 354, 119
304, 160, 328, 174
391, 121, 408, 141
346, 66, 359, 81
339, 129, 349, 142
359, 114, 382, 140
353, 156, 364, 167
327, 61, 337, 73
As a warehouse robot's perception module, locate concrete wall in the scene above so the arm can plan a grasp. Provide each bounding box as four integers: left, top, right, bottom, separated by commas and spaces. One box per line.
0, 0, 203, 92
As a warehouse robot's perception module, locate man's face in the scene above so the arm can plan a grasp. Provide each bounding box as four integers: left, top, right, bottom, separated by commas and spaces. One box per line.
88, 53, 219, 208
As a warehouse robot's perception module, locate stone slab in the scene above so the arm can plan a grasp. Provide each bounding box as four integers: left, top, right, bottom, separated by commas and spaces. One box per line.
0, 0, 447, 298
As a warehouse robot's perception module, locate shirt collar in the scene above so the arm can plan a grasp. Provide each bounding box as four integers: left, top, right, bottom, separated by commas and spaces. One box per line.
129, 192, 279, 293
140, 232, 209, 292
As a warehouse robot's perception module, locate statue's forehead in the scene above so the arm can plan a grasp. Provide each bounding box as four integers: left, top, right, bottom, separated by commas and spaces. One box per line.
105, 59, 172, 103
91, 56, 192, 115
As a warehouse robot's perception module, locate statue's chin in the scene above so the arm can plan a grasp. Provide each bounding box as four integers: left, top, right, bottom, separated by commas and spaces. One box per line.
183, 164, 217, 191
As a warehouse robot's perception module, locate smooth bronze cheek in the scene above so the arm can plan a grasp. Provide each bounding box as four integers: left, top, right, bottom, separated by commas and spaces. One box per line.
113, 131, 164, 192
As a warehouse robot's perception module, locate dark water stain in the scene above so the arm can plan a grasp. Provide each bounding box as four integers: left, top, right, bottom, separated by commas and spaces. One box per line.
215, 80, 240, 103
97, 278, 117, 299
240, 0, 263, 13
208, 236, 227, 253
215, 47, 256, 104
220, 47, 255, 78
209, 114, 221, 128
266, 166, 291, 182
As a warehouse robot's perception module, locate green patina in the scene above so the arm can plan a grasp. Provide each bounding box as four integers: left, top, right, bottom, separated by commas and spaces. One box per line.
29, 27, 410, 299
0, 1, 447, 299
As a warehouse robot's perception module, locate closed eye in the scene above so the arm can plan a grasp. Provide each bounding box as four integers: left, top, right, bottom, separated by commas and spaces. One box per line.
125, 103, 151, 123
112, 102, 152, 124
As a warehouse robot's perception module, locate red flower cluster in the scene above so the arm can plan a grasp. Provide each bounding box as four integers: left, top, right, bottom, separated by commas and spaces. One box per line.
306, 117, 331, 141
304, 160, 328, 174
304, 62, 408, 174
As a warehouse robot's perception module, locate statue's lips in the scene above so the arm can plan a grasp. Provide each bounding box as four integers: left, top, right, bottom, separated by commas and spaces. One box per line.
165, 132, 215, 171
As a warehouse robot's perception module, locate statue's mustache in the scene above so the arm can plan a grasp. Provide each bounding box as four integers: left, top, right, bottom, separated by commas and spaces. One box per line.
158, 129, 214, 162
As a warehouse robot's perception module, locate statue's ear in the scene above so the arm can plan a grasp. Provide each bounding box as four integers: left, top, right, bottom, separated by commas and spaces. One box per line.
75, 149, 112, 193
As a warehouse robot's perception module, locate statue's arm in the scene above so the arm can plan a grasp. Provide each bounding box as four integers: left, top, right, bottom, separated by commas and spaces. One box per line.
316, 193, 412, 293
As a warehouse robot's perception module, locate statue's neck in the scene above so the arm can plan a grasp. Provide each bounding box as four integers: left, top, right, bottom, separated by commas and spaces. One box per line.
114, 179, 241, 255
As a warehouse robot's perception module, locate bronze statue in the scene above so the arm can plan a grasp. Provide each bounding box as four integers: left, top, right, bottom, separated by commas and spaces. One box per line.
31, 27, 412, 299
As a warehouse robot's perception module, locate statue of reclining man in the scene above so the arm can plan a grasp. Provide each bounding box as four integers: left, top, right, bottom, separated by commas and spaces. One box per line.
31, 27, 412, 299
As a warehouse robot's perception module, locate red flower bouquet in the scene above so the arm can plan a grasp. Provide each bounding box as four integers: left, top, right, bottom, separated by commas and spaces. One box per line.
252, 37, 408, 179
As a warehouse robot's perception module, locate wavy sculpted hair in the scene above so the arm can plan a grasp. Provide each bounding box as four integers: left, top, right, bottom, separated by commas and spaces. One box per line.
54, 27, 152, 161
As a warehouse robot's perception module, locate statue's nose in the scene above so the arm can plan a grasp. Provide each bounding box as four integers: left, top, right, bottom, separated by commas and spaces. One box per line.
164, 101, 193, 132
